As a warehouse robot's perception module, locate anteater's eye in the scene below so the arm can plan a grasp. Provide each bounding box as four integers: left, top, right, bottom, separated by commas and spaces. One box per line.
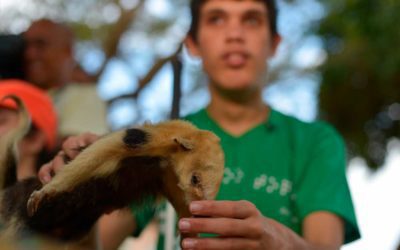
191, 174, 200, 186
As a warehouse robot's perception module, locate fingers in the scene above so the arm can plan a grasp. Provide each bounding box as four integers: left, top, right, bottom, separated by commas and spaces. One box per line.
38, 151, 67, 184
52, 151, 67, 174
179, 217, 263, 238
37, 133, 99, 184
181, 237, 261, 250
38, 161, 53, 184
178, 200, 266, 247
189, 200, 260, 219
62, 132, 99, 160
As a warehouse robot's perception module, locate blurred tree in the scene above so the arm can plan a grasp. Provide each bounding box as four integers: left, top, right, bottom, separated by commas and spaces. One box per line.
0, 0, 188, 122
0, 0, 187, 87
317, 0, 400, 169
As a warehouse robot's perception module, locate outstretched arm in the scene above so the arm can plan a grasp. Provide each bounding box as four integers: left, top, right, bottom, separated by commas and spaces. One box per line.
98, 209, 137, 250
179, 200, 344, 250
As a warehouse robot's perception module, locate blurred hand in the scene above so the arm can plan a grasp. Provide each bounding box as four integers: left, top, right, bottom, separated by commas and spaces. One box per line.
178, 200, 284, 250
38, 132, 99, 184
178, 200, 344, 250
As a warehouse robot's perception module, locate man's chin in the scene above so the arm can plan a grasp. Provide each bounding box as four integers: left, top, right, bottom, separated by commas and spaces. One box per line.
25, 75, 50, 89
217, 81, 257, 92
213, 84, 260, 102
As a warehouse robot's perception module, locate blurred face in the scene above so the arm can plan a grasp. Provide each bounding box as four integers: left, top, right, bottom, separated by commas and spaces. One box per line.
0, 107, 18, 136
24, 21, 73, 90
186, 0, 280, 96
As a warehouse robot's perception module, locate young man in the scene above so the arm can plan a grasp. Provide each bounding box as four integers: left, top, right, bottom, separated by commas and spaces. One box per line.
40, 0, 360, 249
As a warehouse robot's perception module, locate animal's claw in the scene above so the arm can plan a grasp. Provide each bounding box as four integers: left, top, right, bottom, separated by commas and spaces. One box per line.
27, 190, 45, 217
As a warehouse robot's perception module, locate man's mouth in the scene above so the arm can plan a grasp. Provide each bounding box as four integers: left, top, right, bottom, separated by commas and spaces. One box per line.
222, 52, 250, 68
25, 61, 44, 75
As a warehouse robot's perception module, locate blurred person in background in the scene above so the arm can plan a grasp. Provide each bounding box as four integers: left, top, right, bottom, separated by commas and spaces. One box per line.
23, 19, 109, 140
0, 79, 57, 180
38, 0, 361, 249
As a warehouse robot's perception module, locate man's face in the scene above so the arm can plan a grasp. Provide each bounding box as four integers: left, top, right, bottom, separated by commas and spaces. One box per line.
187, 0, 280, 94
24, 22, 72, 90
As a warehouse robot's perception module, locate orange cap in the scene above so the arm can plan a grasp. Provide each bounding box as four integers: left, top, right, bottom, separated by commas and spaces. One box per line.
0, 79, 58, 150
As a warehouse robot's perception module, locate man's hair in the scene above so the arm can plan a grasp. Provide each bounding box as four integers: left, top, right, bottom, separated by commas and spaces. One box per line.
188, 0, 278, 41
29, 18, 75, 48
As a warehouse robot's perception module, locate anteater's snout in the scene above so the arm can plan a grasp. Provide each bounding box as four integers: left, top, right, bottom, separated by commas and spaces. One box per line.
123, 128, 149, 148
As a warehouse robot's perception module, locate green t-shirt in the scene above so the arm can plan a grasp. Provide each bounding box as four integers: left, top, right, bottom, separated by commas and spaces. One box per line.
132, 108, 360, 248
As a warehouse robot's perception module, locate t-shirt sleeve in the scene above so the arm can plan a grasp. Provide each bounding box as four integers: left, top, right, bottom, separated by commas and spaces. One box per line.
129, 201, 156, 237
295, 122, 360, 243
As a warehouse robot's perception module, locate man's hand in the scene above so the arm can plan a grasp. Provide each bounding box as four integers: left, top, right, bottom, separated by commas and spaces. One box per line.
178, 200, 344, 250
178, 200, 284, 250
38, 132, 99, 184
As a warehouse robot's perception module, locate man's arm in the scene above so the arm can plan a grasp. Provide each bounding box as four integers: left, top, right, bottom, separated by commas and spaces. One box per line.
98, 209, 136, 250
302, 211, 344, 249
178, 200, 344, 250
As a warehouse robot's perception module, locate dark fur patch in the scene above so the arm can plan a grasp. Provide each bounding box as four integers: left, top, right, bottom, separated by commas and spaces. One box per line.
3, 147, 17, 189
123, 129, 149, 148
1, 178, 42, 221
1, 156, 165, 241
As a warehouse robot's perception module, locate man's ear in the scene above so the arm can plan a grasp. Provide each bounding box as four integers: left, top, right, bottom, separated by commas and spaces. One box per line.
184, 35, 201, 57
271, 34, 282, 57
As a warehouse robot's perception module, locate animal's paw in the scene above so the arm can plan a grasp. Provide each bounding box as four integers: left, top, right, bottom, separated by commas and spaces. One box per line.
27, 190, 47, 217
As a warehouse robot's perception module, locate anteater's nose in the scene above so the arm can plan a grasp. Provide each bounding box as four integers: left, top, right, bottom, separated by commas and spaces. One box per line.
123, 128, 149, 148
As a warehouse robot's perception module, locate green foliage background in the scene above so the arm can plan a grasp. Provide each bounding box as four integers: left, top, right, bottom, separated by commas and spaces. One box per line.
317, 0, 400, 169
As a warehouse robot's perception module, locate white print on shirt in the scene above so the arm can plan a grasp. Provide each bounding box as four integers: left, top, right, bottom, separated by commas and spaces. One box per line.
279, 206, 290, 216
253, 174, 293, 197
266, 176, 279, 193
279, 206, 299, 223
223, 167, 244, 184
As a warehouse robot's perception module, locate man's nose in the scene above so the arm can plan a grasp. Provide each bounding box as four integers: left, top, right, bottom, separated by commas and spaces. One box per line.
225, 22, 245, 42
24, 45, 35, 61
24, 42, 40, 61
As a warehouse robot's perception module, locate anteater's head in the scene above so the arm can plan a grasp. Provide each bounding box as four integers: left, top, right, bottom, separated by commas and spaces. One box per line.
122, 120, 225, 218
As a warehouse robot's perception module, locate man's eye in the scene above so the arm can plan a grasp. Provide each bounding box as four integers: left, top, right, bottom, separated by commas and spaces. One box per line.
244, 17, 261, 26
207, 16, 224, 25
32, 40, 48, 50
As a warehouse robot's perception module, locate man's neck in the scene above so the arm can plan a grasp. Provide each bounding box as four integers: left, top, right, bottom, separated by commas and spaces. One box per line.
207, 89, 269, 136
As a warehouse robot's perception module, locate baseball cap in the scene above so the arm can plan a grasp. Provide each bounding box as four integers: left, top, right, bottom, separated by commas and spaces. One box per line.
0, 79, 58, 150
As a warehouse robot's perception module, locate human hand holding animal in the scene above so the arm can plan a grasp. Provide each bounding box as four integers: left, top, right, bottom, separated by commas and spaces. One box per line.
178, 200, 287, 250
38, 132, 99, 184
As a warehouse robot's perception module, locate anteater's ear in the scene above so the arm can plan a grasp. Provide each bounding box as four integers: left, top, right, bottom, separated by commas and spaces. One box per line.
174, 137, 194, 151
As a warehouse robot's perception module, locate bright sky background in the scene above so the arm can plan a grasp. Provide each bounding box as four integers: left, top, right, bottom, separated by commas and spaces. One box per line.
1, 0, 399, 249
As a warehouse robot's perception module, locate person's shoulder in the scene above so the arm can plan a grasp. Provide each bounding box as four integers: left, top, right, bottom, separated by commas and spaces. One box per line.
272, 109, 341, 139
182, 108, 206, 122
